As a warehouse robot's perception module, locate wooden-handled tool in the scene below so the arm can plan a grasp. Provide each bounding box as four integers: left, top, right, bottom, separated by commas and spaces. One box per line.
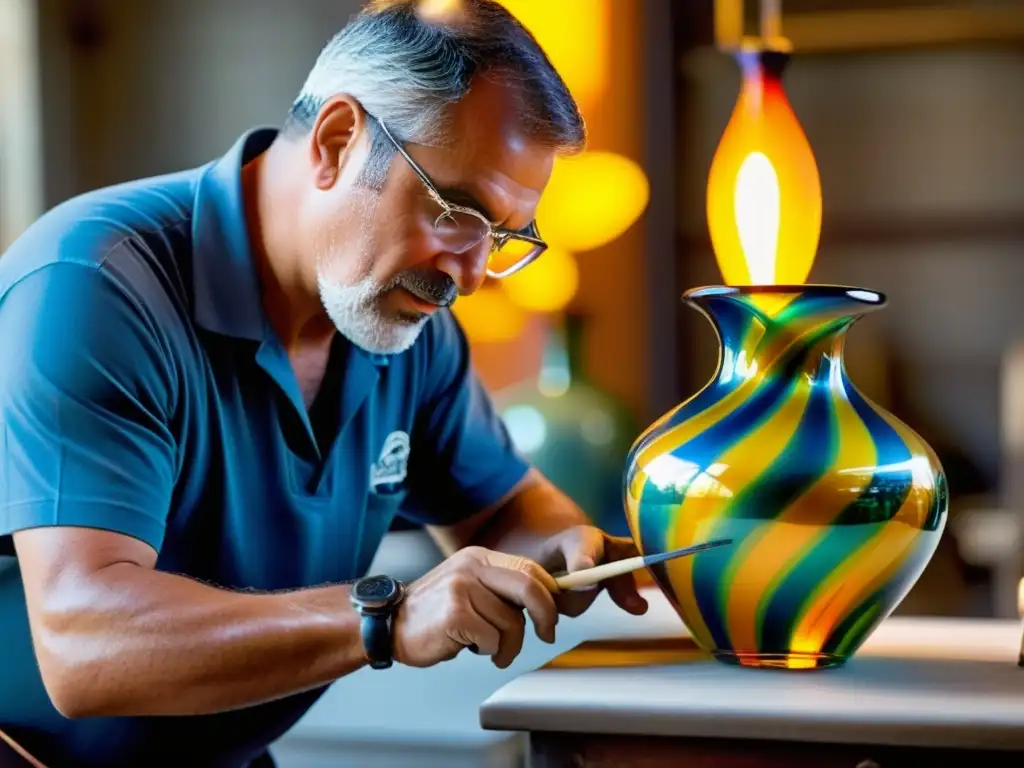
0, 728, 48, 768
553, 538, 733, 590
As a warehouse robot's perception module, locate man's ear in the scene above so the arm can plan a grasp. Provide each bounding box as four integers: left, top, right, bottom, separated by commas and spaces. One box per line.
309, 94, 368, 190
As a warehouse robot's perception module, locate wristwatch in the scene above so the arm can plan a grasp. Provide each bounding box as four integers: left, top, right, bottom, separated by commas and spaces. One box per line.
349, 574, 406, 669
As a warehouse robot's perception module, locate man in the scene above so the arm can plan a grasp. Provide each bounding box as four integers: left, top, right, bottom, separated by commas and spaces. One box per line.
0, 1, 648, 766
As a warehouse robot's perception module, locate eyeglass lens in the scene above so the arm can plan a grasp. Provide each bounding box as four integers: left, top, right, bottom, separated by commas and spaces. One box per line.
432, 209, 538, 274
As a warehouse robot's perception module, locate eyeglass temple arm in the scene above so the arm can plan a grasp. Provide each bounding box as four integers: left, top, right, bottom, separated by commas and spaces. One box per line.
376, 115, 546, 249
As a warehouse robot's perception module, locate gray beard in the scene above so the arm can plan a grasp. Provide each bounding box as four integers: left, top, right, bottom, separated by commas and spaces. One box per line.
313, 191, 428, 356
317, 271, 428, 355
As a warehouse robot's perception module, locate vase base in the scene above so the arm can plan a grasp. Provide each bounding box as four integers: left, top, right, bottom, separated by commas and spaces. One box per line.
712, 650, 846, 670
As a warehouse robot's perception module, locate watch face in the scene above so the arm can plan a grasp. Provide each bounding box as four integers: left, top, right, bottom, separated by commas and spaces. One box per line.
354, 575, 398, 607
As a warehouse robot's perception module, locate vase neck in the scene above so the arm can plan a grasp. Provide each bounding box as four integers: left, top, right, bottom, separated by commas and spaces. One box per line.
686, 287, 884, 385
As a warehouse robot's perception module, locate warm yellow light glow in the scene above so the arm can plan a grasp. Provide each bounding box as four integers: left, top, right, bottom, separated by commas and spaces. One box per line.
707, 51, 822, 286
451, 0, 648, 348
501, 246, 579, 313
734, 151, 780, 285
451, 283, 527, 343
536, 152, 650, 253
495, 0, 610, 112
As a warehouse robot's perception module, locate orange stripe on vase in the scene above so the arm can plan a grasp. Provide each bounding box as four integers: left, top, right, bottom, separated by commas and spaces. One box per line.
663, 375, 812, 654
789, 497, 930, 656
723, 353, 878, 653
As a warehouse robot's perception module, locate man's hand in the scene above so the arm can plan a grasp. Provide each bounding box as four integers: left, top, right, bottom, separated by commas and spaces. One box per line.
391, 546, 560, 670
539, 525, 650, 618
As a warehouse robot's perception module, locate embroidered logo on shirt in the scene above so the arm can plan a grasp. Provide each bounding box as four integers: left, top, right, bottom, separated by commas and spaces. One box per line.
370, 430, 411, 488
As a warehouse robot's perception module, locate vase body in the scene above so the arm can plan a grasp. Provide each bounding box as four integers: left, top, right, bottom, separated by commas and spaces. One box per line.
624, 285, 948, 669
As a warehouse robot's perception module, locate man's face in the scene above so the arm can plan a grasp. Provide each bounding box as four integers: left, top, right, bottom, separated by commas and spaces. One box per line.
305, 78, 556, 354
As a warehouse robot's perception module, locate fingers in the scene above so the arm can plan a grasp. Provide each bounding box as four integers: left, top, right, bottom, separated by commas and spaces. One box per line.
467, 585, 527, 668
556, 530, 603, 618
558, 526, 604, 572
482, 550, 560, 594
396, 534, 646, 670
476, 563, 558, 644
554, 587, 602, 618
395, 547, 563, 669
599, 536, 647, 614
447, 594, 502, 657
605, 572, 649, 615
557, 529, 639, 574
553, 530, 645, 616
603, 534, 641, 561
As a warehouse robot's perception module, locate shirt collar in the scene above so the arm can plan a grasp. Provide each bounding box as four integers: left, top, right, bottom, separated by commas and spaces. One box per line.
191, 127, 277, 342
189, 127, 393, 369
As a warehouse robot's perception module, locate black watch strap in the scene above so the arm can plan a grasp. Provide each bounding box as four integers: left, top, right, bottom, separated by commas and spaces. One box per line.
350, 575, 405, 670
360, 611, 395, 670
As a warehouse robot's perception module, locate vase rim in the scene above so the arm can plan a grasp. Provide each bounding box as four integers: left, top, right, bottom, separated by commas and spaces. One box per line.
683, 284, 887, 305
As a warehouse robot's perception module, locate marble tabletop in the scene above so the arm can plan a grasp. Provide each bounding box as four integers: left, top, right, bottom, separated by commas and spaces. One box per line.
479, 587, 1024, 751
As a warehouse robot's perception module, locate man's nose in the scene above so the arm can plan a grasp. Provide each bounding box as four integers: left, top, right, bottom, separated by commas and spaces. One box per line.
435, 240, 490, 295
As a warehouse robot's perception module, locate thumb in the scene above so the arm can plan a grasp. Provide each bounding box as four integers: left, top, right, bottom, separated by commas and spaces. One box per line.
569, 554, 595, 572
561, 528, 605, 573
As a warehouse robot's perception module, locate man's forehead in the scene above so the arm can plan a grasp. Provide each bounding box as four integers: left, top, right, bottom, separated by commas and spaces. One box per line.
433, 142, 552, 230
446, 75, 533, 140
434, 83, 555, 223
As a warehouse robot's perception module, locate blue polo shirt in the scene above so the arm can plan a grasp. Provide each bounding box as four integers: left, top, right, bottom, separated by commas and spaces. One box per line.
0, 128, 530, 767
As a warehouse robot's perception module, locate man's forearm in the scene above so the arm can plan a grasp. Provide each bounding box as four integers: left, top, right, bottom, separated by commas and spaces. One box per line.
36, 564, 366, 718
467, 471, 591, 568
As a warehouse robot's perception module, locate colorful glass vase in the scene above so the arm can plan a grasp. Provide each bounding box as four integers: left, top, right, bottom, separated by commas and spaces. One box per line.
624, 285, 948, 669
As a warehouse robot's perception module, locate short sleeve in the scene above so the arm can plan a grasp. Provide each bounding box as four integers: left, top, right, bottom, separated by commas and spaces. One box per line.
403, 311, 531, 526
0, 263, 178, 553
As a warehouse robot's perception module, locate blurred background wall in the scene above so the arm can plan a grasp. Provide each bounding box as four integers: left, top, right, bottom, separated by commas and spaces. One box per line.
34, 0, 368, 202
3, 1, 1024, 762
3, 0, 1024, 618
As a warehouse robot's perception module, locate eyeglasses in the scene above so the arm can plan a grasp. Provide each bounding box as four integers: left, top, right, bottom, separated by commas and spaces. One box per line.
372, 117, 547, 279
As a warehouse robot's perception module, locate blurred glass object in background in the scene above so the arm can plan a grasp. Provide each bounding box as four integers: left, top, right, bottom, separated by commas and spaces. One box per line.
495, 316, 638, 538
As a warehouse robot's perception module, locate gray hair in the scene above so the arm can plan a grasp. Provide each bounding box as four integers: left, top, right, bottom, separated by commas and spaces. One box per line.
283, 0, 586, 189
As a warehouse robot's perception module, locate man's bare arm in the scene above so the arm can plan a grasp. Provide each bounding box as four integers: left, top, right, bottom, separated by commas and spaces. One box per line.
426, 468, 592, 569
14, 526, 367, 719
